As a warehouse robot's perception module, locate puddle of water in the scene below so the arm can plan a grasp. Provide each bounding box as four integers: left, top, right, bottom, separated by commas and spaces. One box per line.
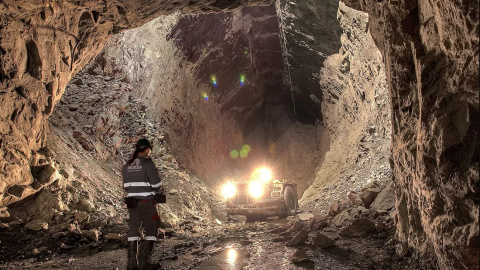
197, 244, 246, 270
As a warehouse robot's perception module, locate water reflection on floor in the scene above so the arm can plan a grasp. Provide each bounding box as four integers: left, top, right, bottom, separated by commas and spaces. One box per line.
197, 244, 246, 270
197, 218, 299, 270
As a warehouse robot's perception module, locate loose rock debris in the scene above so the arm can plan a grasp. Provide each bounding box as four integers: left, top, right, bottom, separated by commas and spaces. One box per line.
1, 183, 425, 269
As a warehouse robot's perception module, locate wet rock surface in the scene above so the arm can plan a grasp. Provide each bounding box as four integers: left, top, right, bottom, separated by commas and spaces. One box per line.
0, 178, 421, 269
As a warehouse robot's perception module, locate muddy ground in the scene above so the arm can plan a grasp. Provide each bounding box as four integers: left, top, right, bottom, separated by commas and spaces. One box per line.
0, 216, 427, 270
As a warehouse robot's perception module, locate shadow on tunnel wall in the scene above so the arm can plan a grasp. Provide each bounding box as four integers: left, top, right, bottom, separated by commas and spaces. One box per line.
277, 0, 342, 122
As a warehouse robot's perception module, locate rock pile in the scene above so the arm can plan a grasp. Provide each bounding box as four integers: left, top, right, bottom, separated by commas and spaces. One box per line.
265, 180, 397, 265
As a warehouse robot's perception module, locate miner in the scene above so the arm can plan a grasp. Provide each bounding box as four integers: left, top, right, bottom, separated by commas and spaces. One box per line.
123, 138, 162, 270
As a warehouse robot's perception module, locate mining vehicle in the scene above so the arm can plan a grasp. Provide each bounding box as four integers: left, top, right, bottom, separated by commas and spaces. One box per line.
221, 168, 298, 217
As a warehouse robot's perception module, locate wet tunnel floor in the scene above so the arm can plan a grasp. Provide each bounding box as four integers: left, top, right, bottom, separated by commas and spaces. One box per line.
0, 219, 425, 270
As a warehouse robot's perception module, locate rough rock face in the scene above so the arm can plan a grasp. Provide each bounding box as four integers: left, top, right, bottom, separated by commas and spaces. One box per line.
345, 0, 479, 268
0, 0, 273, 206
300, 3, 392, 213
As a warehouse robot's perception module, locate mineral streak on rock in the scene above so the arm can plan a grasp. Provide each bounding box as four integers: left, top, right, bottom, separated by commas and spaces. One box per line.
275, 0, 343, 120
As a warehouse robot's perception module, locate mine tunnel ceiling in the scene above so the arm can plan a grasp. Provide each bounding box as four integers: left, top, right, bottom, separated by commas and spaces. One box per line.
166, 3, 330, 129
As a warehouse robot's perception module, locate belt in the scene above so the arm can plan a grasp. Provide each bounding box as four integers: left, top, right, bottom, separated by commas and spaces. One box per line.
139, 199, 156, 203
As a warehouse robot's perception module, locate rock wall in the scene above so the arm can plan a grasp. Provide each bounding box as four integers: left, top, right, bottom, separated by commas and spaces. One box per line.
0, 0, 273, 206
344, 0, 479, 268
300, 3, 392, 215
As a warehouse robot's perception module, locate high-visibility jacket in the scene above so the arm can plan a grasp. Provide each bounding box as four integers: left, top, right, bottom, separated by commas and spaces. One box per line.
122, 156, 162, 199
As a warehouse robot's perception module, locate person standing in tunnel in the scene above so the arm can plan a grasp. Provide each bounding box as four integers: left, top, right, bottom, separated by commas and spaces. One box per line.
123, 138, 162, 270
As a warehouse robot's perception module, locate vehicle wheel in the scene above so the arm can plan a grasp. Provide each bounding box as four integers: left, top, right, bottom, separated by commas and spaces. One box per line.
283, 186, 297, 216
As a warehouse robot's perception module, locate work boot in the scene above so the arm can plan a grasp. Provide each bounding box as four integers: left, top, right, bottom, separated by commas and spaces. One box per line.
127, 241, 138, 270
138, 240, 160, 270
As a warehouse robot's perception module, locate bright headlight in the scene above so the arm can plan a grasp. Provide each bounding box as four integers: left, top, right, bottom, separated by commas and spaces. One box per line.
254, 168, 272, 183
249, 181, 263, 198
222, 182, 236, 199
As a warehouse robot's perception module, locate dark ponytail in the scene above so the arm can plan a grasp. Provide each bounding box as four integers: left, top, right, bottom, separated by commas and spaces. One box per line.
128, 149, 141, 165
129, 139, 152, 164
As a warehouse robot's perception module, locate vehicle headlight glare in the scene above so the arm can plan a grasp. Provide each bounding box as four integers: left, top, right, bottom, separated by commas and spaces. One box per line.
249, 181, 263, 198
222, 182, 236, 199
255, 168, 272, 183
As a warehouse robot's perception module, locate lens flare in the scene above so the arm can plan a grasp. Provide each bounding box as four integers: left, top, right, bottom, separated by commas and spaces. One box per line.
211, 75, 218, 87
249, 181, 263, 198
239, 149, 248, 158
239, 74, 246, 86
222, 182, 236, 199
201, 91, 209, 101
230, 150, 239, 159
242, 144, 251, 153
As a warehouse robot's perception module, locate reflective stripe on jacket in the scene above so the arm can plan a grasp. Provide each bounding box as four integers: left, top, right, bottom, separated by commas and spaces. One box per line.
122, 156, 162, 199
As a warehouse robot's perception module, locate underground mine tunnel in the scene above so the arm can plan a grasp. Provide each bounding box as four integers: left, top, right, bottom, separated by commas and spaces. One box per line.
0, 0, 478, 269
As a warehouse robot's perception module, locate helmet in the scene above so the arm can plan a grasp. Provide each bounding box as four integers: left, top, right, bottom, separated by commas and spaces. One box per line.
136, 138, 152, 150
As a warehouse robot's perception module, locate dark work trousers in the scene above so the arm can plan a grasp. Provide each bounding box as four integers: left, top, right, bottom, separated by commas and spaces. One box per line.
127, 199, 160, 241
